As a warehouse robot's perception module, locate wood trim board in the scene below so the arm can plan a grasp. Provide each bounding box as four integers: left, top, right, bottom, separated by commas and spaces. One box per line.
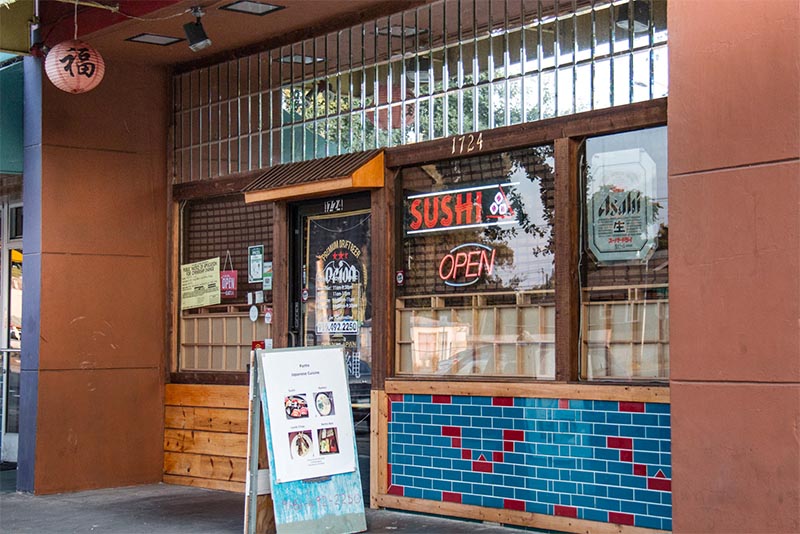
554, 137, 581, 382
385, 99, 667, 169
374, 494, 669, 534
383, 379, 669, 403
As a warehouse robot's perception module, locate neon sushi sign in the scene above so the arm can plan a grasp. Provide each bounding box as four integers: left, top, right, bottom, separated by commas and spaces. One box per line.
438, 243, 496, 287
406, 182, 519, 235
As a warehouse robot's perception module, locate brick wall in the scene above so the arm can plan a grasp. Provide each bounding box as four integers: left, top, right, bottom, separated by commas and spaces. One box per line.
387, 394, 671, 531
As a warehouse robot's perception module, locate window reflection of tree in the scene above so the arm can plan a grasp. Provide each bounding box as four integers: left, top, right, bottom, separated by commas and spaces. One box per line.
401, 145, 555, 296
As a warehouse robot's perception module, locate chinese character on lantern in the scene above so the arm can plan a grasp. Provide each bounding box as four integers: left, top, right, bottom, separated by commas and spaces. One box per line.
45, 39, 105, 94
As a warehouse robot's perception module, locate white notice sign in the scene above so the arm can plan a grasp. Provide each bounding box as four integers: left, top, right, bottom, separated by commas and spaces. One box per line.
259, 347, 356, 484
180, 258, 221, 310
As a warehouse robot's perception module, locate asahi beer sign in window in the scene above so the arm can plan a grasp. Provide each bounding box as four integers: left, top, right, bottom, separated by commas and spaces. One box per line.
587, 148, 659, 263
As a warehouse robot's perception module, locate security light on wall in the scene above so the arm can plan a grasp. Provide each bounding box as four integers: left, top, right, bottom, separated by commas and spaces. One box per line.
183, 6, 211, 52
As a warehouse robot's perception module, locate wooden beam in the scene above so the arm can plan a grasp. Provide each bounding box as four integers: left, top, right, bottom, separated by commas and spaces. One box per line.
272, 201, 290, 348
370, 168, 396, 390
168, 201, 181, 377
554, 137, 581, 382
383, 379, 670, 403
369, 390, 380, 509
374, 494, 669, 534
163, 474, 244, 493
385, 99, 667, 169
172, 172, 259, 201
169, 372, 248, 386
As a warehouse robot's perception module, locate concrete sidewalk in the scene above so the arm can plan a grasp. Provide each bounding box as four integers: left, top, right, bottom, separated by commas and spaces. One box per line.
0, 481, 530, 534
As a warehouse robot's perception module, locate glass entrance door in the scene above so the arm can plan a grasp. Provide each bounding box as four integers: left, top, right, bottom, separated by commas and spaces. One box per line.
289, 195, 372, 421
1, 204, 22, 464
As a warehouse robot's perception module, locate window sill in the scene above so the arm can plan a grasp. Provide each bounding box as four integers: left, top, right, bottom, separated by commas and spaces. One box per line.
170, 371, 248, 385
384, 378, 669, 403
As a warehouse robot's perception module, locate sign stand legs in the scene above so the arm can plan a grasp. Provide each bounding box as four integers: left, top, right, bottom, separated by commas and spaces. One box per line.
245, 351, 276, 534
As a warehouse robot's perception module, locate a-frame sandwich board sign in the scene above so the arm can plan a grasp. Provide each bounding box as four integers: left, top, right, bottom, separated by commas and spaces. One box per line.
246, 346, 366, 534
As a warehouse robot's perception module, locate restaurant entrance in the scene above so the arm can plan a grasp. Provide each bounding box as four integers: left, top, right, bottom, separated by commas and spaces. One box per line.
288, 194, 373, 498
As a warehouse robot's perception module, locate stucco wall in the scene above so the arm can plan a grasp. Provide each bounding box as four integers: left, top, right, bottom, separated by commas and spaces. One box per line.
21, 57, 169, 493
668, 1, 800, 531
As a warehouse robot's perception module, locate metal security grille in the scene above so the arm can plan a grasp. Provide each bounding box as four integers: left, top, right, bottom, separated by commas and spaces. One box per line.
173, 0, 668, 183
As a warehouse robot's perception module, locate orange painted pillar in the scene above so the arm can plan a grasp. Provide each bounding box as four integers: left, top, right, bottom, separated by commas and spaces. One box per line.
668, 1, 799, 531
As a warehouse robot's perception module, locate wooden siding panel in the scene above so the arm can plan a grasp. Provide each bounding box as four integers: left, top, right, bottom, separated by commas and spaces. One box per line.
163, 384, 250, 493
164, 429, 248, 458
164, 406, 249, 434
164, 384, 249, 409
164, 452, 246, 482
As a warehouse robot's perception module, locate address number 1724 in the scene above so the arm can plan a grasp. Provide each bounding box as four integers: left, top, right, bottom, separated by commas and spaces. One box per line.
450, 132, 484, 155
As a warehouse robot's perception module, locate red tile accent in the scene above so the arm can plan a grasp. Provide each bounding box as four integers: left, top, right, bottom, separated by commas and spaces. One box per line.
432, 395, 452, 404
387, 401, 391, 422
503, 429, 524, 441
648, 477, 672, 492
503, 441, 514, 452
451, 438, 461, 449
442, 426, 461, 437
609, 512, 635, 526
558, 399, 570, 409
387, 464, 392, 482
620, 450, 633, 462
443, 492, 462, 503
492, 397, 514, 406
554, 505, 578, 518
477, 454, 487, 461
654, 469, 667, 478
462, 449, 472, 460
634, 464, 647, 476
472, 461, 493, 473
493, 452, 504, 463
503, 499, 525, 511
619, 401, 645, 412
387, 485, 404, 496
388, 394, 403, 403
607, 437, 633, 450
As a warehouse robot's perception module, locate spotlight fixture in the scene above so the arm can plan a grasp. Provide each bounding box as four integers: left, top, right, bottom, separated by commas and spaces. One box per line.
615, 0, 651, 33
183, 6, 212, 52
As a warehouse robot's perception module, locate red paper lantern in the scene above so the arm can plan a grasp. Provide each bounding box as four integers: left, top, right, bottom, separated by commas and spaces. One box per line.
45, 39, 105, 94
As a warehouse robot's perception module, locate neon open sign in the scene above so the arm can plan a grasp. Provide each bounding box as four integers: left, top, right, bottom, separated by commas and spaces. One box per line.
438, 243, 496, 287
406, 182, 519, 235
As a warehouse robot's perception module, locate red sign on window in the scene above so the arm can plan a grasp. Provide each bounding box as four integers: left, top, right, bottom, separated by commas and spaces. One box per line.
220, 270, 238, 298
438, 243, 496, 287
406, 183, 518, 235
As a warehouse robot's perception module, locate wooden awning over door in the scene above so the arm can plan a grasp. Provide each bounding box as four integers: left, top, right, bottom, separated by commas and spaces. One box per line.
243, 149, 384, 203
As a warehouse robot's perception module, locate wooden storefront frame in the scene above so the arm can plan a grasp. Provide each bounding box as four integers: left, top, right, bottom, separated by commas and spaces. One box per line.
166, 98, 670, 531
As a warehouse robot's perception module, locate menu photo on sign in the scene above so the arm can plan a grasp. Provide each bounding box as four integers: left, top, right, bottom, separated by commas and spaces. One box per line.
260, 346, 356, 484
